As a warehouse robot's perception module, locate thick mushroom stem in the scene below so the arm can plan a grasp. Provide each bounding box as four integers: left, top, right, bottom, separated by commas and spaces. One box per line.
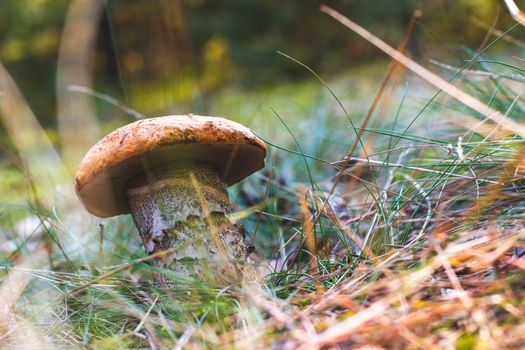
126, 160, 251, 284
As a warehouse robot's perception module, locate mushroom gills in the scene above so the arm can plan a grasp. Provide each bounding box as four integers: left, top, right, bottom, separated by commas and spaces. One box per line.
126, 160, 250, 280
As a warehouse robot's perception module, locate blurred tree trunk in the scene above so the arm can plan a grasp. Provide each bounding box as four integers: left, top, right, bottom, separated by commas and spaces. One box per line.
56, 0, 104, 171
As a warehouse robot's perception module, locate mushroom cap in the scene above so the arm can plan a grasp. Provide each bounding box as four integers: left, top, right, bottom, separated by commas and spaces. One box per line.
75, 114, 266, 218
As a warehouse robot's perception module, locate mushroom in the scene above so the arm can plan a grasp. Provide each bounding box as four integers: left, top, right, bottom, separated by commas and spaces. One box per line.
74, 114, 266, 284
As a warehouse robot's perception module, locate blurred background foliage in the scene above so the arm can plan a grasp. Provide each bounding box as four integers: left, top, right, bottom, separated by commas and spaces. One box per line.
0, 0, 510, 131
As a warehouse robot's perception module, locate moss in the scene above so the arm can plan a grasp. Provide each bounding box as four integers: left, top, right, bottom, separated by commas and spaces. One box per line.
455, 333, 478, 350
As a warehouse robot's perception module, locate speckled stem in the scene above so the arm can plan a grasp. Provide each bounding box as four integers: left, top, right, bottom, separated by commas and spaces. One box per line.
126, 161, 252, 285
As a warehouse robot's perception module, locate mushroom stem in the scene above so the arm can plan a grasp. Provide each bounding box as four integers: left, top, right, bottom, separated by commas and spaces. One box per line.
126, 160, 251, 284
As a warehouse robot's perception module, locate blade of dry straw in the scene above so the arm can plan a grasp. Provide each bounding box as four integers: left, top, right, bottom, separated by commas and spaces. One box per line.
298, 186, 319, 275
0, 261, 52, 349
504, 0, 525, 27
320, 5, 525, 138
189, 173, 240, 282
0, 263, 32, 334
0, 61, 71, 207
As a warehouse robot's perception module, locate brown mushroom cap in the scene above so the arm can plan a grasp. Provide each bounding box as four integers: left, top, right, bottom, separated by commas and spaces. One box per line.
75, 114, 266, 218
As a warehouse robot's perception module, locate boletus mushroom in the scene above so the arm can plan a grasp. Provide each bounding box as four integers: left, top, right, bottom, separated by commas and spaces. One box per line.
75, 114, 266, 284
